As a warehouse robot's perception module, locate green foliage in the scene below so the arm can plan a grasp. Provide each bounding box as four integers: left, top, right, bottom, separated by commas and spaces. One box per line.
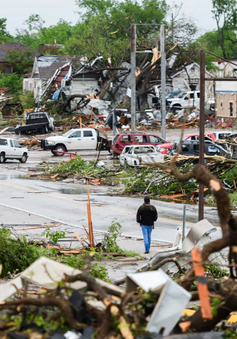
0, 226, 110, 282
0, 227, 11, 238
65, 0, 167, 62
221, 164, 237, 186
123, 167, 198, 197
102, 219, 122, 253
90, 262, 110, 281
0, 18, 13, 43
211, 297, 223, 317
204, 264, 228, 279
0, 73, 23, 93
0, 228, 39, 277
50, 155, 88, 174
42, 226, 66, 244
58, 253, 110, 281
5, 49, 34, 74
39, 19, 74, 46
225, 329, 237, 339
49, 155, 106, 179
229, 192, 237, 205
19, 90, 35, 109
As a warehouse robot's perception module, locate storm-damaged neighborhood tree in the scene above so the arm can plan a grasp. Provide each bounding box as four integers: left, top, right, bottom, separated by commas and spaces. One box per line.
63, 0, 167, 108
4, 49, 34, 74
212, 0, 237, 58
15, 14, 46, 50
149, 141, 237, 332
0, 18, 13, 43
60, 0, 200, 109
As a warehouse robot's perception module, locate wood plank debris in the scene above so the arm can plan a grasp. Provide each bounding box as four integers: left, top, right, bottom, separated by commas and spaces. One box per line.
191, 247, 213, 320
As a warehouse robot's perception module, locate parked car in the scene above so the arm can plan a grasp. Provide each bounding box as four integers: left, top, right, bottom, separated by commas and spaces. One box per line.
41, 128, 111, 156
183, 133, 215, 141
169, 140, 230, 158
15, 111, 55, 135
119, 145, 164, 167
0, 138, 28, 163
211, 130, 233, 140
155, 143, 173, 154
111, 132, 173, 156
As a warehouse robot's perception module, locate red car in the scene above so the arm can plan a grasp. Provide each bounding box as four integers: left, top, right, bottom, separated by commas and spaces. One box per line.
111, 132, 173, 156
183, 133, 215, 141
155, 143, 173, 154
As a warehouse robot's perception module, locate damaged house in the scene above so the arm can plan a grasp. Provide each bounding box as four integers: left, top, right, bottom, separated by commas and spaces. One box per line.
23, 55, 73, 100
170, 62, 215, 98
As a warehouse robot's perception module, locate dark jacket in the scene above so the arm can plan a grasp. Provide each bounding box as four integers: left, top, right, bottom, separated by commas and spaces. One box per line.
136, 203, 158, 226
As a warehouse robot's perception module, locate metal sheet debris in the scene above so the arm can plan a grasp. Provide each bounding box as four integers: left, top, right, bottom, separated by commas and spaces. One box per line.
182, 219, 216, 253
0, 257, 124, 302
126, 269, 191, 336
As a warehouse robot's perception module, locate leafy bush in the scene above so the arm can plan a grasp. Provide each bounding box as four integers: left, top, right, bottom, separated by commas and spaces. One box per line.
43, 226, 66, 243
220, 164, 237, 186
204, 264, 228, 279
0, 228, 39, 277
0, 227, 110, 281
0, 73, 23, 93
58, 253, 110, 282
19, 90, 35, 110
50, 155, 88, 174
102, 219, 122, 253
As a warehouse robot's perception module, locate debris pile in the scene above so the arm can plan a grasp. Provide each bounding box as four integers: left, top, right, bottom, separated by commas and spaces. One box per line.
0, 256, 192, 339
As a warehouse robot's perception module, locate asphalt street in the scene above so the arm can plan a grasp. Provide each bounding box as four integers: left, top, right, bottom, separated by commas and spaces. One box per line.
0, 128, 223, 249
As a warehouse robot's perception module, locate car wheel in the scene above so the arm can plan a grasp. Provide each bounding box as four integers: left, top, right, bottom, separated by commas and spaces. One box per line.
53, 145, 66, 156
0, 152, 5, 163
20, 153, 28, 163
124, 159, 128, 167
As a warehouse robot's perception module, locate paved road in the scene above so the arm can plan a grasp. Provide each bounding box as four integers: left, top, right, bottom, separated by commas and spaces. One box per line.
0, 171, 193, 242
0, 128, 223, 247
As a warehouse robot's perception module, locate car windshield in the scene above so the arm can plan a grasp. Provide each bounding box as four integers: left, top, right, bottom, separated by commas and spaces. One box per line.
63, 130, 74, 137
178, 93, 187, 98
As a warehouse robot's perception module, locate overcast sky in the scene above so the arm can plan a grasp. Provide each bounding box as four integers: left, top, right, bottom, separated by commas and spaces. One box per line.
2, 0, 217, 36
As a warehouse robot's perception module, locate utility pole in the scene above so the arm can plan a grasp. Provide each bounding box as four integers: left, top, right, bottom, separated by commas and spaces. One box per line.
131, 24, 136, 132
199, 50, 205, 221
160, 24, 166, 140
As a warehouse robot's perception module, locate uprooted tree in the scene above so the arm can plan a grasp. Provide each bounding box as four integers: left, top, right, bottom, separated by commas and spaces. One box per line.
154, 154, 237, 331
57, 0, 200, 111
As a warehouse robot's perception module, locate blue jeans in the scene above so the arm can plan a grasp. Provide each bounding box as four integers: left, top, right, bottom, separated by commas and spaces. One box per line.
141, 225, 153, 252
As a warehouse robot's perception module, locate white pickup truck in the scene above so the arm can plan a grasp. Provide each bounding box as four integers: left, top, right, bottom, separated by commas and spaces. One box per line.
167, 91, 200, 110
167, 91, 215, 111
41, 128, 111, 155
0, 138, 28, 163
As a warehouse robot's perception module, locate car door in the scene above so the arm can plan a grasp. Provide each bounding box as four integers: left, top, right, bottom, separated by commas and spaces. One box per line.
82, 130, 97, 149
11, 139, 23, 158
206, 144, 222, 156
181, 143, 191, 156
66, 130, 82, 150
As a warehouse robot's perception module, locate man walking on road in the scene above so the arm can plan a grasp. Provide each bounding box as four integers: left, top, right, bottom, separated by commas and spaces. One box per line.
136, 196, 158, 254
